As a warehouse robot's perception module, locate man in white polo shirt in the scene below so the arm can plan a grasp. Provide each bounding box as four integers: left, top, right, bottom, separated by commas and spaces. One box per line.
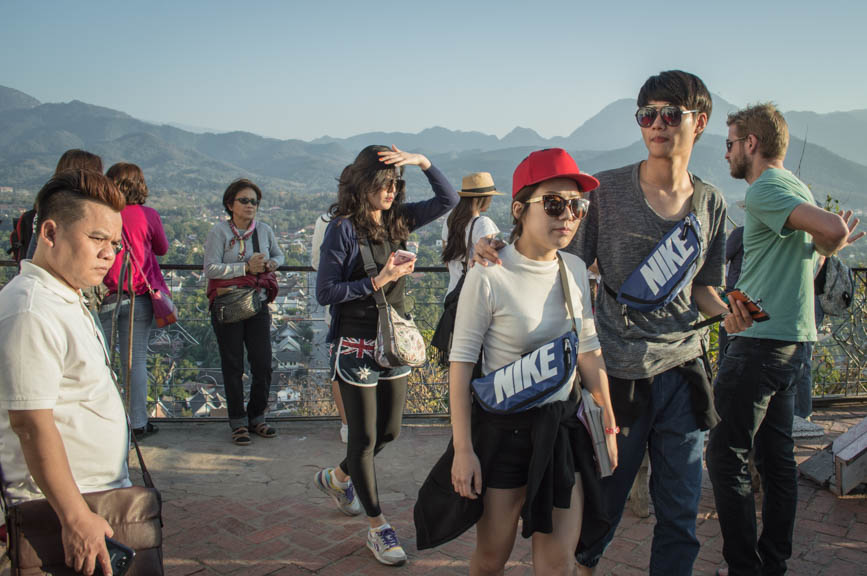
0, 169, 130, 576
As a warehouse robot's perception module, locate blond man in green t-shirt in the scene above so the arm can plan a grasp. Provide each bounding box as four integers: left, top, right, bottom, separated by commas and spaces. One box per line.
707, 102, 863, 576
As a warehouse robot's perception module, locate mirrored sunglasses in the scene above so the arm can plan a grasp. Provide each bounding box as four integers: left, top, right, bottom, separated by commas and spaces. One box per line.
635, 106, 698, 128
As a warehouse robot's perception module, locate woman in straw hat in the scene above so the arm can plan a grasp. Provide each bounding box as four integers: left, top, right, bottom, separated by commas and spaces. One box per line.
441, 172, 502, 297
415, 148, 618, 574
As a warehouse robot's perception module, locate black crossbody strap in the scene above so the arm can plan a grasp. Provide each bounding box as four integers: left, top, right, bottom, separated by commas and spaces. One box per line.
253, 227, 260, 253
462, 217, 480, 275
358, 237, 390, 310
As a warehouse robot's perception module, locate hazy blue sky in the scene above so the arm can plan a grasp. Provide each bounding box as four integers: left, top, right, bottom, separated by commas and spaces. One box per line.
1, 0, 864, 141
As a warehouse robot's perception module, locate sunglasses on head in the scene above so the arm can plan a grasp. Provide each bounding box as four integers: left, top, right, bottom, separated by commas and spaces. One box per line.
236, 197, 259, 206
524, 195, 590, 219
635, 106, 698, 128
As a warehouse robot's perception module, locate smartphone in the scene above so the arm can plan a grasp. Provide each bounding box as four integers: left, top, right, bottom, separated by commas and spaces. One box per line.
94, 537, 135, 576
727, 289, 770, 322
393, 249, 417, 265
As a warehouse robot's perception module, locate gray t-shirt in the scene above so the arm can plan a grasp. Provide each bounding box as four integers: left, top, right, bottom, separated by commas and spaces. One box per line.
567, 162, 726, 379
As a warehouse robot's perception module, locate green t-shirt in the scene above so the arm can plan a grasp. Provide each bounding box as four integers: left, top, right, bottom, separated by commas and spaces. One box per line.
736, 168, 818, 342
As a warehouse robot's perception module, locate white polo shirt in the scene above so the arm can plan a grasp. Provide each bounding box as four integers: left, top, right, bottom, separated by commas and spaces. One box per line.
0, 261, 130, 505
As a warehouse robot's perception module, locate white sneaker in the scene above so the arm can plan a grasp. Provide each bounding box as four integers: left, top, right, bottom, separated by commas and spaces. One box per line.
367, 523, 407, 566
313, 467, 361, 516
340, 423, 348, 444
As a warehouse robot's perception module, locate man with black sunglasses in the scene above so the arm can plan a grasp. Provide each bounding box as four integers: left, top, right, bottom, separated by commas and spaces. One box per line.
473, 70, 750, 575
568, 69, 743, 576
707, 103, 862, 576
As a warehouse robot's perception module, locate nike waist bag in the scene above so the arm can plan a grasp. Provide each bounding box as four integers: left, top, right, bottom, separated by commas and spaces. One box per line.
471, 331, 578, 414
608, 213, 703, 312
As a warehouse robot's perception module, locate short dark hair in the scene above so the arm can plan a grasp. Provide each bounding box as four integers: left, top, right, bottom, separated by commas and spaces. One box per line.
54, 149, 103, 174
638, 70, 712, 142
36, 170, 125, 232
106, 162, 149, 205
223, 178, 262, 216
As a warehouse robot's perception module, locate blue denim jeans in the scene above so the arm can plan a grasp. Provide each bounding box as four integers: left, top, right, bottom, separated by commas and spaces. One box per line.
707, 336, 809, 576
577, 366, 705, 575
101, 294, 153, 429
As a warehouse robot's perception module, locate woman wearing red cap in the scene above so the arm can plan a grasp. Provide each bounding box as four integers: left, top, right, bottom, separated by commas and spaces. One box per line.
415, 148, 618, 574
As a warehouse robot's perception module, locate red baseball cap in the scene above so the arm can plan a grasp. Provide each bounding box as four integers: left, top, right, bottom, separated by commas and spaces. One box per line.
512, 148, 600, 198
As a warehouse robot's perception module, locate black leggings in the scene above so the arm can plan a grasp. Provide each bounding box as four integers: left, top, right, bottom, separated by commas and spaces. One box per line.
337, 376, 409, 517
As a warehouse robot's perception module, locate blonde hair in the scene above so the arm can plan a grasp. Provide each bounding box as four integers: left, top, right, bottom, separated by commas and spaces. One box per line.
727, 102, 789, 160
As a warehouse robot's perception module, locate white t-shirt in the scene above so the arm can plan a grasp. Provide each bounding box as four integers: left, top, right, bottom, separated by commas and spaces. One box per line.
441, 215, 500, 296
450, 245, 600, 405
0, 261, 131, 505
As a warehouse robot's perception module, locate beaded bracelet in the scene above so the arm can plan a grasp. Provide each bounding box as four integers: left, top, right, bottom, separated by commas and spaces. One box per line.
605, 426, 620, 435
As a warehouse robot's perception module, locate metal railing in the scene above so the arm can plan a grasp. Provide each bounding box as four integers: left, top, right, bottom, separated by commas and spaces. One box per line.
1, 260, 864, 421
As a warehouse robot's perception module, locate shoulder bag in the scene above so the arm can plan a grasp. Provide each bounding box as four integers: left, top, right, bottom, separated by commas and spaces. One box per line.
123, 230, 178, 328
358, 238, 427, 368
212, 229, 262, 324
431, 217, 479, 365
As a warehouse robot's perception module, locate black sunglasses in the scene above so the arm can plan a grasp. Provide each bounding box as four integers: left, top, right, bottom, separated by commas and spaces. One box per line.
726, 137, 748, 152
635, 106, 698, 128
524, 195, 590, 219
388, 178, 406, 193
236, 197, 259, 206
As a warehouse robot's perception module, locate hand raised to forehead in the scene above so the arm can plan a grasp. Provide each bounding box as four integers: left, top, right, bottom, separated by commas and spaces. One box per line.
377, 145, 431, 171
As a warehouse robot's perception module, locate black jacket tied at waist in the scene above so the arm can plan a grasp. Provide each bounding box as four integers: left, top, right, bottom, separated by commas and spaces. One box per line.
414, 395, 609, 551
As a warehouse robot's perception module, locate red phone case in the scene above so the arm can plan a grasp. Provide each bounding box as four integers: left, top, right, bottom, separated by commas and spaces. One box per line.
728, 290, 770, 322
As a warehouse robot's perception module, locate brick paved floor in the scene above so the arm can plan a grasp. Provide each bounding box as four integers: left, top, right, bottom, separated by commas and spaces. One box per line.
3, 405, 865, 575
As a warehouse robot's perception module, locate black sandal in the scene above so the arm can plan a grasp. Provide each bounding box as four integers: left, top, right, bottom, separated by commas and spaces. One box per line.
251, 422, 277, 438
232, 426, 252, 446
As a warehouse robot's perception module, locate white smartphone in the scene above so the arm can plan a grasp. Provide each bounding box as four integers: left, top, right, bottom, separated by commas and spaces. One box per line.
393, 249, 417, 265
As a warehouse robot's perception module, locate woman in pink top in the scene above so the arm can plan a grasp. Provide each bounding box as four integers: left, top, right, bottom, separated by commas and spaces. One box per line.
101, 163, 169, 439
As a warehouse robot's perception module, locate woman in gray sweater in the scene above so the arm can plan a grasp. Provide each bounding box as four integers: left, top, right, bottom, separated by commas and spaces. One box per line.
204, 178, 284, 446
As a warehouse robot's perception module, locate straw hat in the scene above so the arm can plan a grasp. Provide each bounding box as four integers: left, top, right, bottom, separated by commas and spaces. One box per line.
458, 172, 503, 197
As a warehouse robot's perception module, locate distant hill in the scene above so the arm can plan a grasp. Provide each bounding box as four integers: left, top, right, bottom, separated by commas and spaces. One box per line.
782, 109, 867, 167
0, 85, 40, 112
0, 84, 865, 217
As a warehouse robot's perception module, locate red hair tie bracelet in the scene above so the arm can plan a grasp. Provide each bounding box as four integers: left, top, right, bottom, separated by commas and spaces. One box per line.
605, 426, 620, 435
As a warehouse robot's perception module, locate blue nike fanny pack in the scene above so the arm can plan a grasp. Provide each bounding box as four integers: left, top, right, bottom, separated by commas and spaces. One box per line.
608, 213, 703, 312
471, 331, 579, 414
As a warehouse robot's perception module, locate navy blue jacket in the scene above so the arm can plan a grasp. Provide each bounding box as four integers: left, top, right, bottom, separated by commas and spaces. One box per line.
317, 165, 458, 342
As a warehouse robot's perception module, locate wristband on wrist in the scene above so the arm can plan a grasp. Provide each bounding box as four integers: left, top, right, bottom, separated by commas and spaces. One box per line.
370, 276, 379, 291
605, 426, 620, 435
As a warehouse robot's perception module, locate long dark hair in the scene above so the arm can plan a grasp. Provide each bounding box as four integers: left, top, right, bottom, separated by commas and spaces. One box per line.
328, 145, 409, 243
441, 196, 492, 263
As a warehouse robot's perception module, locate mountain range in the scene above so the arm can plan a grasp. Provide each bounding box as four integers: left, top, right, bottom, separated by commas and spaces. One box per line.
1, 84, 866, 215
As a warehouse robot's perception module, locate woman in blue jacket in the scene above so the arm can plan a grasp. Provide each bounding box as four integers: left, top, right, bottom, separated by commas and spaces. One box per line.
314, 145, 458, 566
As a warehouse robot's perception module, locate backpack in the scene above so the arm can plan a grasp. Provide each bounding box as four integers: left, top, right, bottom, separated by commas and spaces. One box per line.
7, 209, 36, 263
817, 255, 855, 316
431, 217, 479, 366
